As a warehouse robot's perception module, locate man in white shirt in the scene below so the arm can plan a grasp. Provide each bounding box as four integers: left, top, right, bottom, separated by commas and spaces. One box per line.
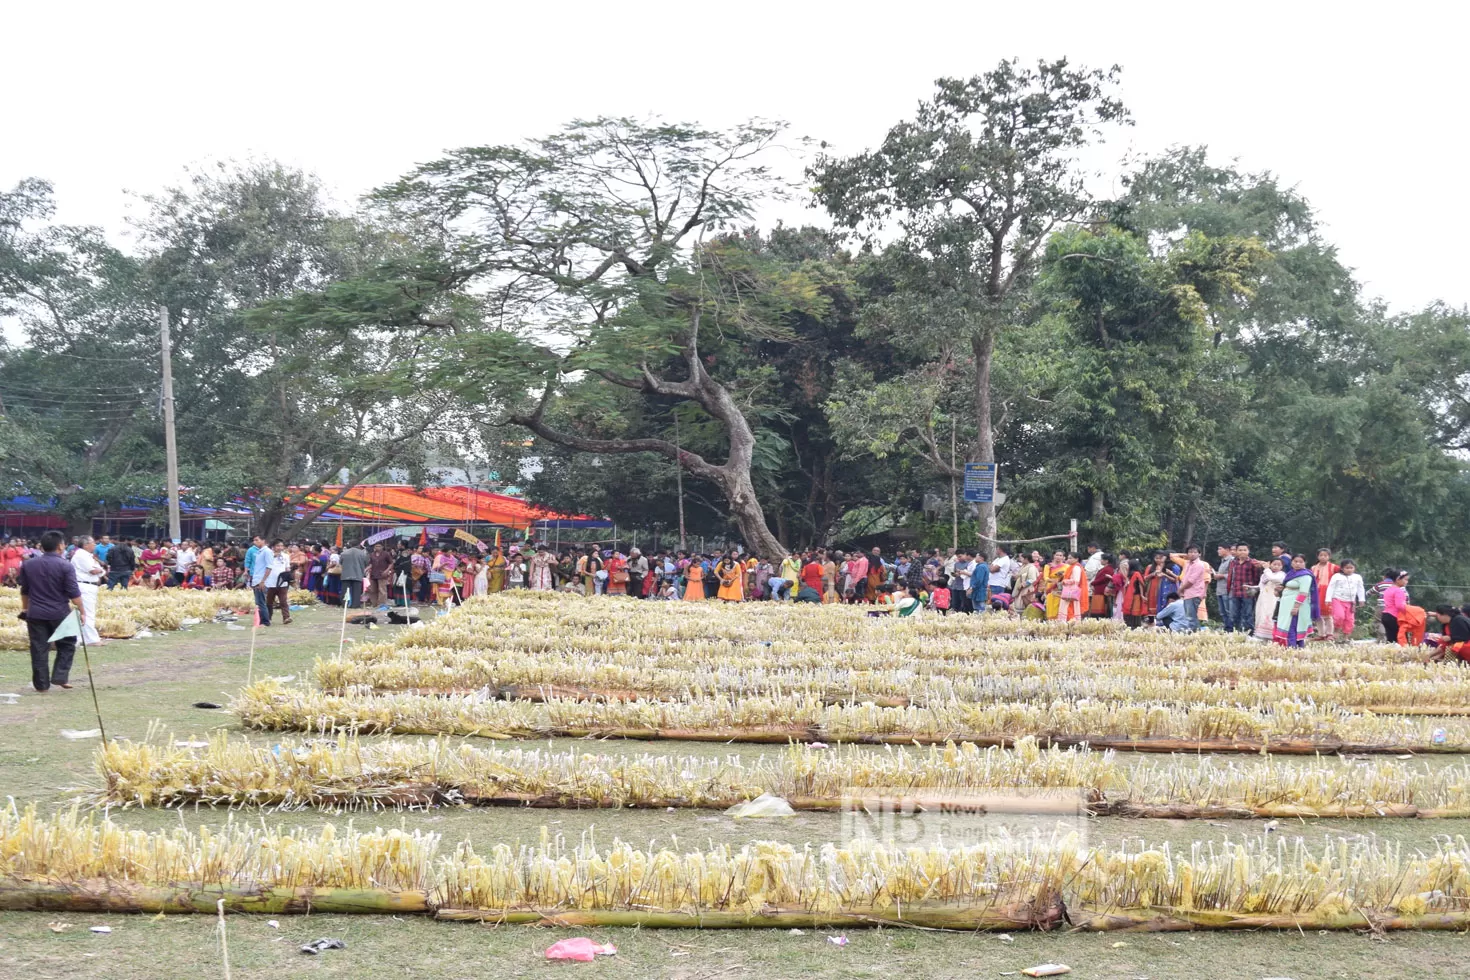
951, 551, 975, 613
173, 541, 197, 587
70, 535, 107, 645
989, 545, 1019, 598
1083, 543, 1105, 577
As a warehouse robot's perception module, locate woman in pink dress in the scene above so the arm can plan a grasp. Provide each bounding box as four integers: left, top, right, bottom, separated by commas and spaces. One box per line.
0, 538, 25, 586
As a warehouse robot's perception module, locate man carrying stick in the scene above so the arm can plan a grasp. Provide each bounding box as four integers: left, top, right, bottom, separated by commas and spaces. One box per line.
16, 530, 84, 693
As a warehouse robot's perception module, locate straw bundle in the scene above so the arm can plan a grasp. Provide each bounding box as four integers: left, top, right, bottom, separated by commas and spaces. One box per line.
4, 802, 1469, 930
0, 802, 434, 914
95, 732, 1470, 818
234, 680, 1470, 753
0, 587, 317, 647
316, 642, 1470, 714
94, 733, 1114, 811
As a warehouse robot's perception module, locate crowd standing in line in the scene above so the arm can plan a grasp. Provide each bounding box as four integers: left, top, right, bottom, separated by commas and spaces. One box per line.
10, 532, 1470, 670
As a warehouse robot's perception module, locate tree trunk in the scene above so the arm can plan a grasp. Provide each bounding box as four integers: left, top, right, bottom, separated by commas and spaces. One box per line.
509, 380, 788, 558
1182, 497, 1198, 549
970, 330, 997, 554
65, 510, 93, 539
1090, 449, 1109, 522
257, 499, 287, 540
723, 469, 785, 558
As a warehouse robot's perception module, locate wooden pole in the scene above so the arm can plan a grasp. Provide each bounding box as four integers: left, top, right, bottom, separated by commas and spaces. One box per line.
246, 614, 259, 685
75, 613, 107, 743
159, 306, 181, 543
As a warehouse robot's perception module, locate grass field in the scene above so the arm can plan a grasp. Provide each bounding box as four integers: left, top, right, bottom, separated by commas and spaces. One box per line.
2, 601, 1467, 979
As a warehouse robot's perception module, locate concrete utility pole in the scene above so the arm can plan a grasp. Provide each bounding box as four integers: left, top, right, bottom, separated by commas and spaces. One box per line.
674, 414, 687, 551
159, 305, 182, 542
950, 418, 958, 552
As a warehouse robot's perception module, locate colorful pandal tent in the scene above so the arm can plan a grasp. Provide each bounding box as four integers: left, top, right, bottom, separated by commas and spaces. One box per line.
289, 485, 609, 530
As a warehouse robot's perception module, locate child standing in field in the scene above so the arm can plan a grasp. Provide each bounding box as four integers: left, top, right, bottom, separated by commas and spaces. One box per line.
1325, 561, 1365, 641
930, 583, 951, 615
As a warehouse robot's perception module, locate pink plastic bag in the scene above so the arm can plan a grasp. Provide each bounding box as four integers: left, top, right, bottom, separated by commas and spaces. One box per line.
545, 938, 618, 962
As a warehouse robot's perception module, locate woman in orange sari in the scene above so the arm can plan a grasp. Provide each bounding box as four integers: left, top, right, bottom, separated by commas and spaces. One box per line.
682, 560, 705, 601
288, 545, 310, 593
716, 553, 744, 602
1141, 550, 1180, 623
1056, 552, 1088, 622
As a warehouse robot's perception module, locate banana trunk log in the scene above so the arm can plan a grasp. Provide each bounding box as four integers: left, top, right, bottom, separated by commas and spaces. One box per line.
0, 879, 429, 914
434, 901, 1065, 930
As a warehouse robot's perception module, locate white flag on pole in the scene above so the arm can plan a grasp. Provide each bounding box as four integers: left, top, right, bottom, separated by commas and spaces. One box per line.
48, 611, 80, 643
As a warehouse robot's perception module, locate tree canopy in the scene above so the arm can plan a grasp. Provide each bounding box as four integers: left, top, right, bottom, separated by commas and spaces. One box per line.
4, 61, 1469, 589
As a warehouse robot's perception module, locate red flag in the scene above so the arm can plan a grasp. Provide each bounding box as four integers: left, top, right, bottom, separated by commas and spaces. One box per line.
335, 524, 344, 548
419, 528, 428, 547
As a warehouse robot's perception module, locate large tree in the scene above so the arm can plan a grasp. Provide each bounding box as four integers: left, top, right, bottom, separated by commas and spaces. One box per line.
376, 118, 800, 556
139, 162, 467, 538
510, 227, 900, 550
1017, 225, 1269, 544
1107, 148, 1470, 574
0, 179, 166, 531
812, 58, 1129, 551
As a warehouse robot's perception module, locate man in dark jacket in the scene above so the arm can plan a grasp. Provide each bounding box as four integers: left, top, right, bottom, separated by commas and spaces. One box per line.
17, 530, 84, 692
392, 545, 415, 607
106, 536, 136, 589
339, 540, 369, 609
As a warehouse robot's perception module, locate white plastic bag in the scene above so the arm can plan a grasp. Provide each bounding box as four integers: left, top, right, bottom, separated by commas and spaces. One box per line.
724, 792, 795, 818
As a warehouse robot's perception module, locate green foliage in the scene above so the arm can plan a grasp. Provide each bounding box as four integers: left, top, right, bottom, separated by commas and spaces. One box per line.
3, 108, 1468, 586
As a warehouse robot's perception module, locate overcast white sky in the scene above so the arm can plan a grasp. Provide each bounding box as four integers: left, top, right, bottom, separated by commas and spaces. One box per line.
5, 1, 1466, 311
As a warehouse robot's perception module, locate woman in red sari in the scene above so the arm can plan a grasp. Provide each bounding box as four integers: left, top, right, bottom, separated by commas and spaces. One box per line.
1141, 551, 1180, 623
604, 552, 628, 595
139, 540, 169, 589
0, 538, 24, 586
1119, 561, 1148, 628
1088, 555, 1118, 618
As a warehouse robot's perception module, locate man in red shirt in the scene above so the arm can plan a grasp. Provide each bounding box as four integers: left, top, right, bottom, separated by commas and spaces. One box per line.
1225, 543, 1262, 634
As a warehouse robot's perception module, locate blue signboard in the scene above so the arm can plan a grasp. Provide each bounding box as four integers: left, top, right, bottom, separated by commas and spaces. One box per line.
963, 462, 996, 503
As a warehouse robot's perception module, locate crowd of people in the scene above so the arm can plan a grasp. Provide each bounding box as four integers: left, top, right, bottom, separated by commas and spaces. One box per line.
9, 531, 1470, 662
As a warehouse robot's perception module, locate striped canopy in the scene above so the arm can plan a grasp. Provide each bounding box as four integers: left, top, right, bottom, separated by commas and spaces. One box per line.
290, 485, 608, 529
